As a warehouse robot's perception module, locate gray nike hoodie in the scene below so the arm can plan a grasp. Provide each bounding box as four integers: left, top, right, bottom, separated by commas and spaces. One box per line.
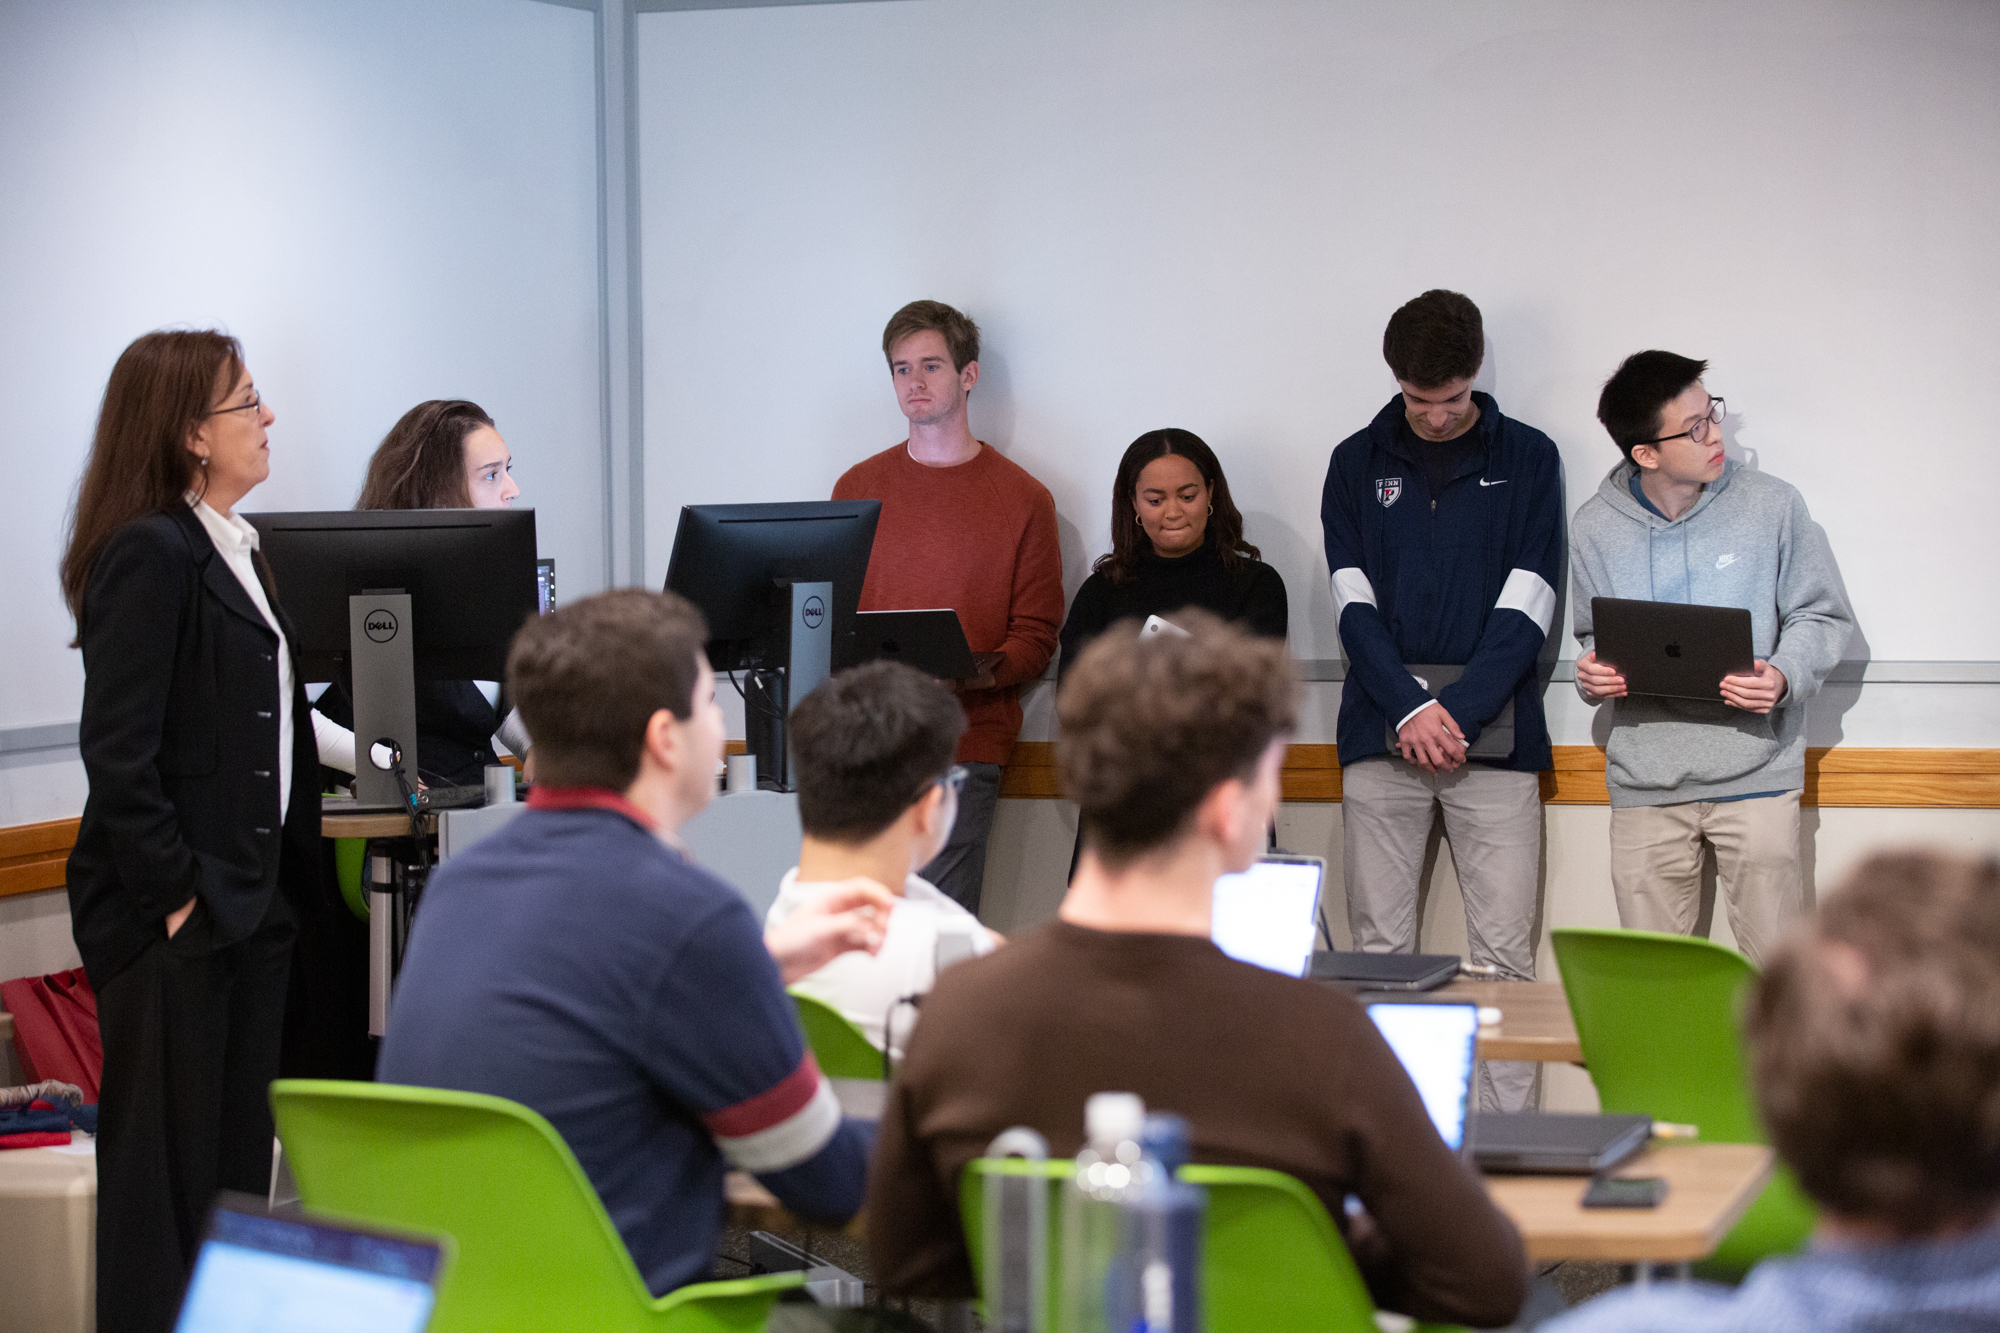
1569, 458, 1852, 807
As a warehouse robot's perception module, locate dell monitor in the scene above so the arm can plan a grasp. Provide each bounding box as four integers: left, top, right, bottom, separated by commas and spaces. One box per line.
248, 508, 539, 807
663, 500, 881, 790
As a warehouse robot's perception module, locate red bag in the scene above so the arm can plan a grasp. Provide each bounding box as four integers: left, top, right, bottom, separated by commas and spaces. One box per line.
1, 968, 102, 1103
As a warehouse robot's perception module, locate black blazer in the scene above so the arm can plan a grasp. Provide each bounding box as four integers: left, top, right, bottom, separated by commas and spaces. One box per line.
66, 505, 321, 989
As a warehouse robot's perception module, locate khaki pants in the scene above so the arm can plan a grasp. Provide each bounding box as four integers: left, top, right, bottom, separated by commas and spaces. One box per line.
1342, 757, 1543, 1113
1609, 791, 1803, 964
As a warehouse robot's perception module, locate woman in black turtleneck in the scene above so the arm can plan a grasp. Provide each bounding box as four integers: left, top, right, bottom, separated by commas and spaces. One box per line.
1059, 428, 1287, 682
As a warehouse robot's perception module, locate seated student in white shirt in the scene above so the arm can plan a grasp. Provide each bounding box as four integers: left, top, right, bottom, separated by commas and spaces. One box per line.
767, 662, 1003, 1058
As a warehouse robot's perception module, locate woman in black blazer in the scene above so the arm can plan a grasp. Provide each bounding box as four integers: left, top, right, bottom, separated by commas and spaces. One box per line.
61, 330, 319, 1333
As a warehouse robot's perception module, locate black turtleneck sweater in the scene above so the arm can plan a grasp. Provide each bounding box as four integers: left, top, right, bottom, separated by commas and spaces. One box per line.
1058, 536, 1288, 681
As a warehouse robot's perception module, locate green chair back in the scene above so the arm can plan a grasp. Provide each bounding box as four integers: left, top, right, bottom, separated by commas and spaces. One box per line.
271, 1079, 800, 1333
958, 1159, 1462, 1333
333, 836, 368, 921
1551, 927, 1816, 1276
789, 989, 885, 1080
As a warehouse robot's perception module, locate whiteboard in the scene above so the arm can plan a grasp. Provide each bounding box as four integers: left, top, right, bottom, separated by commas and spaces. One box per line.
637, 0, 2000, 662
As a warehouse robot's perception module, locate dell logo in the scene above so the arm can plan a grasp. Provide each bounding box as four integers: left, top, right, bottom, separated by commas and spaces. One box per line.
1664, 641, 1682, 658
365, 610, 400, 643
801, 596, 827, 630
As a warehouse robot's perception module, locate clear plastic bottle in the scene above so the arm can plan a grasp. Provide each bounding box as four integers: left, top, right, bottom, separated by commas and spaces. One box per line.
1106, 1113, 1205, 1333
1058, 1092, 1147, 1333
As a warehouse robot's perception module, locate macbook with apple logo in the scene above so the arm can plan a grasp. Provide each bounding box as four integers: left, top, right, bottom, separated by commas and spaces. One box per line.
1590, 597, 1756, 702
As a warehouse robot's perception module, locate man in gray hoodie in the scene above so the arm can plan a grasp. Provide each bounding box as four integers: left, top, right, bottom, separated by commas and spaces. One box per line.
1570, 351, 1850, 961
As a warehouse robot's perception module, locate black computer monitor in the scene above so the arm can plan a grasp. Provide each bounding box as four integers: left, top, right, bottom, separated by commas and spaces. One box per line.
247, 508, 539, 682
663, 501, 881, 673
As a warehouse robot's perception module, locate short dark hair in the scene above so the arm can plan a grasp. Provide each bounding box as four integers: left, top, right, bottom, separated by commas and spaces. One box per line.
882, 300, 980, 373
1382, 290, 1484, 388
1596, 350, 1708, 462
1747, 850, 2000, 1235
1057, 609, 1298, 868
506, 589, 708, 791
356, 399, 495, 510
789, 662, 967, 843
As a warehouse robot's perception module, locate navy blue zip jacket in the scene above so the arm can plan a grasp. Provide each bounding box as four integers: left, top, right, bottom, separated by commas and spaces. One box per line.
1320, 392, 1563, 772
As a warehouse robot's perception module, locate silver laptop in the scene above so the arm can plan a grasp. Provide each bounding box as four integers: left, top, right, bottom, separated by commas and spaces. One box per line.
1209, 855, 1326, 978
1365, 1001, 1481, 1154
175, 1194, 446, 1333
1591, 597, 1755, 702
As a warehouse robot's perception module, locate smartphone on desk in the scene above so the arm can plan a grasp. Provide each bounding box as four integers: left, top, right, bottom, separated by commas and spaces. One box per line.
1582, 1176, 1667, 1209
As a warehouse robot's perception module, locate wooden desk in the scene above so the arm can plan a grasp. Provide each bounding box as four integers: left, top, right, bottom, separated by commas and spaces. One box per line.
321, 810, 435, 839
734, 1139, 1774, 1267
1431, 979, 1584, 1064
1485, 1141, 1773, 1264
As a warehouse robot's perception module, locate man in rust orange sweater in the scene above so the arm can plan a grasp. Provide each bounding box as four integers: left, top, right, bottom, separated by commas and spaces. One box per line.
832, 300, 1063, 914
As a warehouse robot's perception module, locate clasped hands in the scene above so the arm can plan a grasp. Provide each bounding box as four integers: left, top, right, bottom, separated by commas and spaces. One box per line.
1576, 651, 1787, 714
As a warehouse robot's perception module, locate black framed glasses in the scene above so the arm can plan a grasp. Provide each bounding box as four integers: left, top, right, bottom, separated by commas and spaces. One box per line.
206, 389, 263, 419
1644, 395, 1724, 447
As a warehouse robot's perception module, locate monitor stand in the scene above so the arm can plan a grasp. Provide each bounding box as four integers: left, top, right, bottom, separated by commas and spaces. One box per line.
348, 591, 421, 809
744, 579, 832, 791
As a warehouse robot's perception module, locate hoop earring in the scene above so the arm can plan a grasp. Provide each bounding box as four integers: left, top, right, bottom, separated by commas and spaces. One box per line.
1206, 504, 1213, 515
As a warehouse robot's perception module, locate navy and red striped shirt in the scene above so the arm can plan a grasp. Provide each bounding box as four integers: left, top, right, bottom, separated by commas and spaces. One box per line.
380, 787, 870, 1293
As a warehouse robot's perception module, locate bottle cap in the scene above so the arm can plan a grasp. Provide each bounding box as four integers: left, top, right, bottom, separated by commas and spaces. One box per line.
1084, 1092, 1146, 1147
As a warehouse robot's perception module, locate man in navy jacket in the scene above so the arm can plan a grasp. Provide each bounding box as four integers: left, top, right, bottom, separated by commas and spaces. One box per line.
1320, 290, 1563, 1112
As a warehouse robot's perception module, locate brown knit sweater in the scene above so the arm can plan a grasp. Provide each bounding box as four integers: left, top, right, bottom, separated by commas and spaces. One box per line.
865, 920, 1528, 1328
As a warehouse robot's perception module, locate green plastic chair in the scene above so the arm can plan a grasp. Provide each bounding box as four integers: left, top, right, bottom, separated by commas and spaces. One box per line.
333, 836, 368, 920
958, 1159, 1464, 1333
1551, 927, 1817, 1277
271, 1080, 802, 1333
789, 989, 885, 1080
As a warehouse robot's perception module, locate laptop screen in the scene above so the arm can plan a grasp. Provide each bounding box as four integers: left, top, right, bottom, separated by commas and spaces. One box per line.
175, 1200, 442, 1333
1366, 1002, 1480, 1150
1210, 856, 1324, 978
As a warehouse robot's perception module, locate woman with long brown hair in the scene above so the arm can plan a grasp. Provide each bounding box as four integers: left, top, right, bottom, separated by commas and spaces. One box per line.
62, 329, 320, 1333
312, 399, 531, 788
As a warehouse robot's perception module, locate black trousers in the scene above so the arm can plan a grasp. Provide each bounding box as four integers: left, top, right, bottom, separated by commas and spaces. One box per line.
95, 887, 296, 1333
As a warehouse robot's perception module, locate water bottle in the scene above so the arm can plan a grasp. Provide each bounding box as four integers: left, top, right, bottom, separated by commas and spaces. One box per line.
1106, 1114, 1205, 1333
1059, 1092, 1147, 1333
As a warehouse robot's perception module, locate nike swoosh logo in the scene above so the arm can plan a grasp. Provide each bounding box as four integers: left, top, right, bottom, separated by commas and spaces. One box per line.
1716, 553, 1738, 569
1479, 478, 1507, 487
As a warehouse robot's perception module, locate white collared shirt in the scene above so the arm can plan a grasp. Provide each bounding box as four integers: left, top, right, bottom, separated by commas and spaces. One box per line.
188, 498, 295, 818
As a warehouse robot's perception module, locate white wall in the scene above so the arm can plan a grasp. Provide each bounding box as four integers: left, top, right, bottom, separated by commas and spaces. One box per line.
0, 0, 604, 831
0, 0, 604, 979
637, 0, 2000, 668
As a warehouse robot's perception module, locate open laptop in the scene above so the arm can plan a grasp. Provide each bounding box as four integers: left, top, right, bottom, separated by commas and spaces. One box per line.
1365, 1001, 1480, 1154
174, 1193, 446, 1333
1209, 855, 1325, 978
1364, 1008, 1653, 1173
1591, 597, 1755, 701
848, 609, 999, 680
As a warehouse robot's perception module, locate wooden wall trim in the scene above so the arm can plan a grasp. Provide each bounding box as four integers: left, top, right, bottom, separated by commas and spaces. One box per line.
4, 745, 1992, 899
0, 818, 79, 901
1003, 743, 2000, 809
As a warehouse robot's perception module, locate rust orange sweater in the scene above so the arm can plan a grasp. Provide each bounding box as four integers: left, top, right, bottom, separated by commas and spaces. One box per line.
832, 442, 1063, 765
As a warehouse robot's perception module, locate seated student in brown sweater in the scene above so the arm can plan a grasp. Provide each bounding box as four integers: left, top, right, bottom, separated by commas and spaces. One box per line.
866, 611, 1528, 1328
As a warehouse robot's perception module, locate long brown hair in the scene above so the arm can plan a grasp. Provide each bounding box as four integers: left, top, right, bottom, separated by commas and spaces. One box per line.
61, 330, 244, 634
355, 399, 494, 510
1093, 428, 1259, 587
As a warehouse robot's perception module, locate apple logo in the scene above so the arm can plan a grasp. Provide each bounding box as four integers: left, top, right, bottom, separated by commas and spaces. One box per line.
1664, 642, 1682, 658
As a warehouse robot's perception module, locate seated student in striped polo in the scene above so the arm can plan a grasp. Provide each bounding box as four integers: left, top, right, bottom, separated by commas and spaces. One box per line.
1545, 850, 2000, 1331
380, 589, 895, 1295
768, 661, 1003, 1061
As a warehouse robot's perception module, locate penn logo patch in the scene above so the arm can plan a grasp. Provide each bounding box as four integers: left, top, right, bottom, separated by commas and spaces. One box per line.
1375, 477, 1404, 508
